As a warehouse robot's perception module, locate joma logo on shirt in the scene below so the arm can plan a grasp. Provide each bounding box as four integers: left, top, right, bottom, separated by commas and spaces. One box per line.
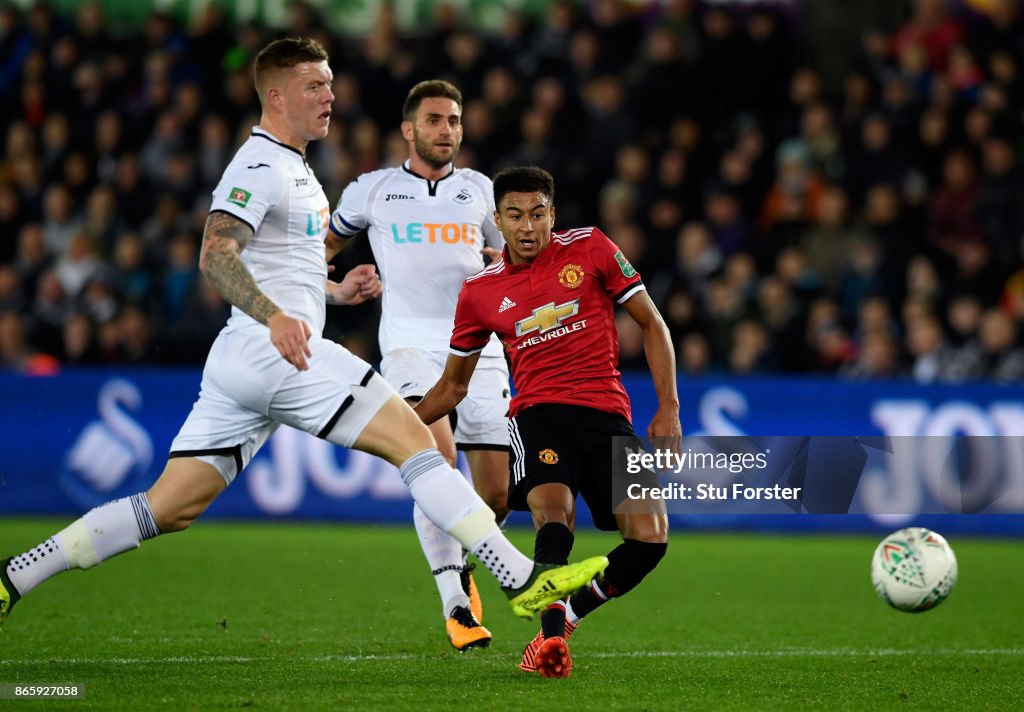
385, 193, 414, 201
390, 223, 479, 245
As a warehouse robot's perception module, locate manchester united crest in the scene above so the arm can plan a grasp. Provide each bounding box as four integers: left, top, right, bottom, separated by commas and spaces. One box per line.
538, 448, 559, 464
558, 264, 585, 289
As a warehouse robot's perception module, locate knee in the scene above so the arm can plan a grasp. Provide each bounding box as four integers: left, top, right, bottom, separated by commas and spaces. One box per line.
622, 514, 669, 544
152, 507, 200, 534
439, 442, 457, 469
476, 479, 508, 516
531, 505, 571, 529
488, 500, 511, 523
148, 495, 205, 534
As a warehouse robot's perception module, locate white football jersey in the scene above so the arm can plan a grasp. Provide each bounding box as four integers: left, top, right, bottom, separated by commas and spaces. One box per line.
210, 127, 331, 334
331, 162, 504, 356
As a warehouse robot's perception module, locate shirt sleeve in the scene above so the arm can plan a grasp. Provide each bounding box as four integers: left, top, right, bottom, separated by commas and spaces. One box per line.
591, 227, 645, 304
330, 175, 369, 238
449, 282, 492, 356
210, 158, 286, 232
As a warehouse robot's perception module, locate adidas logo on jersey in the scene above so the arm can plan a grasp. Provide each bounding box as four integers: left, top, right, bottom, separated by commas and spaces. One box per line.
498, 297, 516, 313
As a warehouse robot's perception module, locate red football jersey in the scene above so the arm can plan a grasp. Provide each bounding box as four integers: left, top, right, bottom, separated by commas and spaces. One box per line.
450, 226, 644, 420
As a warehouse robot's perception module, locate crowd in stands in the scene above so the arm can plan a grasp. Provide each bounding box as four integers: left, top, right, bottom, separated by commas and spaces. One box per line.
1, 0, 1023, 383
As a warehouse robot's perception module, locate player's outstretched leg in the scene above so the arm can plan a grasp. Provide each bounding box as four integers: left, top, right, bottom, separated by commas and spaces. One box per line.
400, 449, 606, 618
563, 535, 667, 629
411, 410, 492, 649
520, 517, 668, 674
519, 520, 577, 673
349, 396, 608, 618
0, 459, 223, 631
414, 504, 492, 651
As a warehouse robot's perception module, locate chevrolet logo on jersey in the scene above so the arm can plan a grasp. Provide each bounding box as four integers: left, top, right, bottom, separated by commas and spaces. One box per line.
515, 299, 581, 337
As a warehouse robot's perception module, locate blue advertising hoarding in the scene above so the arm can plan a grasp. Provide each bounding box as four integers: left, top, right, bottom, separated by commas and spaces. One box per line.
0, 369, 1021, 534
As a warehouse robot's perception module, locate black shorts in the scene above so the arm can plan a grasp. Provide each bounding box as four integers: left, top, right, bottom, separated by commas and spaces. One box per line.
507, 402, 648, 531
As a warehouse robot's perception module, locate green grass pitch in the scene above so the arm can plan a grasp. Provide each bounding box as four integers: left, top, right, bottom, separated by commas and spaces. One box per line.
1, 518, 1022, 710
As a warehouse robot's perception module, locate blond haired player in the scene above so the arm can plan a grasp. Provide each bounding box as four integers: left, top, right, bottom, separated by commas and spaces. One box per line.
0, 41, 606, 635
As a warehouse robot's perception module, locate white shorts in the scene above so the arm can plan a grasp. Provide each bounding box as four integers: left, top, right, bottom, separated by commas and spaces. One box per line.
170, 325, 394, 484
380, 348, 510, 450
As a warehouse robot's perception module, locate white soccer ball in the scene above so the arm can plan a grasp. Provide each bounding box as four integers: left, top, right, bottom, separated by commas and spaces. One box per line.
871, 527, 957, 612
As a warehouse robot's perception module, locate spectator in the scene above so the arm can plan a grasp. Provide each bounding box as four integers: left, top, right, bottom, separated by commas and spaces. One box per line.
114, 302, 159, 364
928, 148, 981, 257
977, 308, 1024, 381
61, 310, 101, 365
758, 141, 826, 253
756, 275, 803, 372
704, 187, 749, 258
891, 0, 964, 72
800, 185, 864, 294
161, 233, 198, 323
0, 185, 26, 263
40, 183, 82, 256
977, 135, 1023, 265
840, 331, 902, 380
54, 231, 102, 300
0, 264, 25, 313
676, 222, 721, 300
729, 319, 774, 374
1000, 236, 1024, 320
0, 309, 59, 373
906, 313, 946, 383
111, 232, 155, 309
0, 2, 1019, 382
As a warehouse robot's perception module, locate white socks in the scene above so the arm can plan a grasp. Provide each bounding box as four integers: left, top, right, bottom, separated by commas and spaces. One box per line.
5, 538, 66, 596
413, 503, 470, 617
400, 449, 533, 589
6, 493, 160, 596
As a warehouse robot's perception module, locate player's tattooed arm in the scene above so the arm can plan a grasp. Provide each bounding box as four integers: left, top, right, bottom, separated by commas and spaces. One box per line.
199, 211, 280, 325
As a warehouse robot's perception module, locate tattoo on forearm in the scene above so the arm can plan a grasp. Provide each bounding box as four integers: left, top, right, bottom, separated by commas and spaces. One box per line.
201, 212, 280, 324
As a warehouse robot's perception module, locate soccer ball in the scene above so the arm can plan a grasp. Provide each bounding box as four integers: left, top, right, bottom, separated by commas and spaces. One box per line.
871, 527, 957, 612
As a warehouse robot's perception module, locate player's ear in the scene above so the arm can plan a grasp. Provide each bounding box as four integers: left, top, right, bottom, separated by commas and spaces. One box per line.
549, 205, 555, 228
401, 120, 414, 142
265, 86, 281, 110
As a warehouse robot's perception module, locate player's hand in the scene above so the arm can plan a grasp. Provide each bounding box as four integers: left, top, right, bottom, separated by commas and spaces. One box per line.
268, 311, 312, 371
481, 246, 502, 263
648, 405, 682, 455
327, 264, 382, 305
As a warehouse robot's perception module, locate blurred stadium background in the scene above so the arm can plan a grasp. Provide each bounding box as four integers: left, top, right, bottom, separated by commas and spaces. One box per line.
2, 0, 1024, 530
2, 2, 1024, 708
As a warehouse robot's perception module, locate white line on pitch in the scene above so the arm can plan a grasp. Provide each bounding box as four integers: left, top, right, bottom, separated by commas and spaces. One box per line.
1, 648, 1022, 666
